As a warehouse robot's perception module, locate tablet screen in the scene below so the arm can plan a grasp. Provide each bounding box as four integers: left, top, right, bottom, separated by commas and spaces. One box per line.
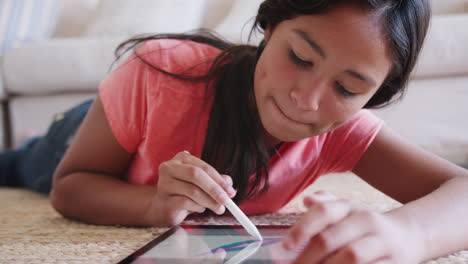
118, 225, 302, 263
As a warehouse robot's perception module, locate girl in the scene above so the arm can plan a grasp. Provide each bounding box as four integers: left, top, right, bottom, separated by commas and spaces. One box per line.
2, 0, 468, 263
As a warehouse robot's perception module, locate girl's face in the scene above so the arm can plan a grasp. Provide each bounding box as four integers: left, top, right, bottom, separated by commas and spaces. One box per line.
254, 5, 393, 148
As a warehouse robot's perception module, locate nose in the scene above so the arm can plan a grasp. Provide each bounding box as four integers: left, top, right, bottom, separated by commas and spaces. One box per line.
289, 81, 323, 111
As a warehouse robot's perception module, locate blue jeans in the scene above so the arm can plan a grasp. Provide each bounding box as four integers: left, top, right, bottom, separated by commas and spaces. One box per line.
0, 99, 93, 194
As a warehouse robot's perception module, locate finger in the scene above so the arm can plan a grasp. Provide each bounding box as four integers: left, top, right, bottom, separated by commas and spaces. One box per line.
283, 199, 352, 251
212, 248, 227, 262
295, 210, 373, 263
178, 151, 237, 197
303, 191, 340, 208
304, 194, 367, 213
324, 235, 390, 264
371, 259, 393, 264
221, 174, 237, 198
170, 161, 232, 209
161, 197, 195, 226
159, 159, 228, 213
179, 151, 235, 193
221, 174, 233, 187
171, 195, 206, 214
169, 177, 224, 214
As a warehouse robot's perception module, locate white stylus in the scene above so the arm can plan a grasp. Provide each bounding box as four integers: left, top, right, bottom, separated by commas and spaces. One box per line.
225, 199, 263, 241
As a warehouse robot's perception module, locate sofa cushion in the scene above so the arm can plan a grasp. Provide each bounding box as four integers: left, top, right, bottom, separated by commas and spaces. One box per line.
199, 1, 235, 32
411, 14, 468, 79
51, 0, 100, 38
431, 0, 468, 14
82, 0, 209, 38
0, 55, 5, 100
212, 0, 264, 44
0, 0, 60, 53
3, 38, 122, 96
371, 76, 468, 165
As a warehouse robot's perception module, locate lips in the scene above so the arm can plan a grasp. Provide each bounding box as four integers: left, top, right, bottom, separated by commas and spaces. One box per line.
273, 99, 310, 125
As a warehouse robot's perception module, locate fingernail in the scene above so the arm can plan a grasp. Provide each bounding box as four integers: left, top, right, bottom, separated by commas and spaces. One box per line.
213, 248, 226, 259
226, 176, 233, 186
228, 186, 236, 196
313, 191, 336, 201
282, 238, 293, 250
217, 206, 226, 215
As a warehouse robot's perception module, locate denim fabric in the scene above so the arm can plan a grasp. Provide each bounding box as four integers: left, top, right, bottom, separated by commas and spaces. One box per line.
0, 99, 94, 194
0, 150, 22, 186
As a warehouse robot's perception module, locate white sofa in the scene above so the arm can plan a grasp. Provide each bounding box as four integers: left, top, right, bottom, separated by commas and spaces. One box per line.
1, 0, 468, 167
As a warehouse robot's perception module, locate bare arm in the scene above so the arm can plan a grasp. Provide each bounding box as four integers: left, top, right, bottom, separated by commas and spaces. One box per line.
353, 125, 468, 260
50, 95, 234, 227
50, 96, 157, 226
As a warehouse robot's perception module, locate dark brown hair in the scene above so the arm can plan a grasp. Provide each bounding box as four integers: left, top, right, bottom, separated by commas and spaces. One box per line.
114, 0, 431, 203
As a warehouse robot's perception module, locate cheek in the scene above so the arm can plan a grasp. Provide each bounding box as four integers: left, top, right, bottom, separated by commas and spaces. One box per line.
258, 48, 297, 89
324, 99, 367, 130
273, 58, 298, 86
254, 60, 268, 101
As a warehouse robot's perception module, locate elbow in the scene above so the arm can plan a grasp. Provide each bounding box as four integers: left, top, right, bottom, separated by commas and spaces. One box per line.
50, 184, 68, 217
450, 166, 468, 182
49, 173, 73, 218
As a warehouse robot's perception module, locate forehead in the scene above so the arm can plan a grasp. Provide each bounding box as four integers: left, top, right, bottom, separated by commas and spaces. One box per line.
276, 5, 393, 76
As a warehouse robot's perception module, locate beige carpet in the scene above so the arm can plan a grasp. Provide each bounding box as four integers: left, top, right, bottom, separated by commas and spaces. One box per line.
1, 173, 467, 264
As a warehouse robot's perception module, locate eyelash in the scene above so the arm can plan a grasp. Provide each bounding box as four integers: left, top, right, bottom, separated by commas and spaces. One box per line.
289, 49, 313, 67
335, 81, 356, 98
289, 49, 356, 98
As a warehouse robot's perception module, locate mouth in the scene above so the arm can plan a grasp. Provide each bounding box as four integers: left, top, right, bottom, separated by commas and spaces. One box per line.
273, 99, 310, 126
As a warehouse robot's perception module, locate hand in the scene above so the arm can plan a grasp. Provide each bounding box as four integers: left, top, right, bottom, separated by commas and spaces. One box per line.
282, 191, 425, 264
147, 151, 237, 226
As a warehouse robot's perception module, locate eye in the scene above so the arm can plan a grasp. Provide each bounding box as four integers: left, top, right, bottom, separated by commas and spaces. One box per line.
289, 49, 313, 68
335, 81, 356, 98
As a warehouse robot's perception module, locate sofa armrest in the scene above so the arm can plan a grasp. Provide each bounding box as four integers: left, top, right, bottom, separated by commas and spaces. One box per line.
411, 14, 468, 79
3, 38, 125, 96
431, 0, 468, 14
0, 55, 6, 101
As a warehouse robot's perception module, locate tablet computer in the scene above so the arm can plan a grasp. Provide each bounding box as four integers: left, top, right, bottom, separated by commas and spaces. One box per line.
117, 225, 303, 263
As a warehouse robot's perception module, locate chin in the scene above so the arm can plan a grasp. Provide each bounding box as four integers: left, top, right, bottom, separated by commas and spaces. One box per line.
267, 125, 328, 142
266, 127, 308, 142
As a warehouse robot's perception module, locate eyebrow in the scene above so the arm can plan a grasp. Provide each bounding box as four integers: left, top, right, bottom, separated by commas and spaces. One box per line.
345, 70, 376, 86
293, 29, 326, 58
293, 29, 377, 86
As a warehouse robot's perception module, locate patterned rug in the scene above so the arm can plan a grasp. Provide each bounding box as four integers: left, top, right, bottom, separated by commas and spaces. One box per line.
1, 173, 467, 263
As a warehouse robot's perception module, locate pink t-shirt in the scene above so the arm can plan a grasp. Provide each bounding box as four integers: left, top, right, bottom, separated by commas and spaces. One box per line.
99, 39, 383, 215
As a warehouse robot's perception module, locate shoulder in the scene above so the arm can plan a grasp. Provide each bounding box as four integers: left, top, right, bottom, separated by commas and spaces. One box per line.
136, 39, 222, 72
311, 110, 383, 172
308, 110, 383, 153
331, 110, 383, 136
